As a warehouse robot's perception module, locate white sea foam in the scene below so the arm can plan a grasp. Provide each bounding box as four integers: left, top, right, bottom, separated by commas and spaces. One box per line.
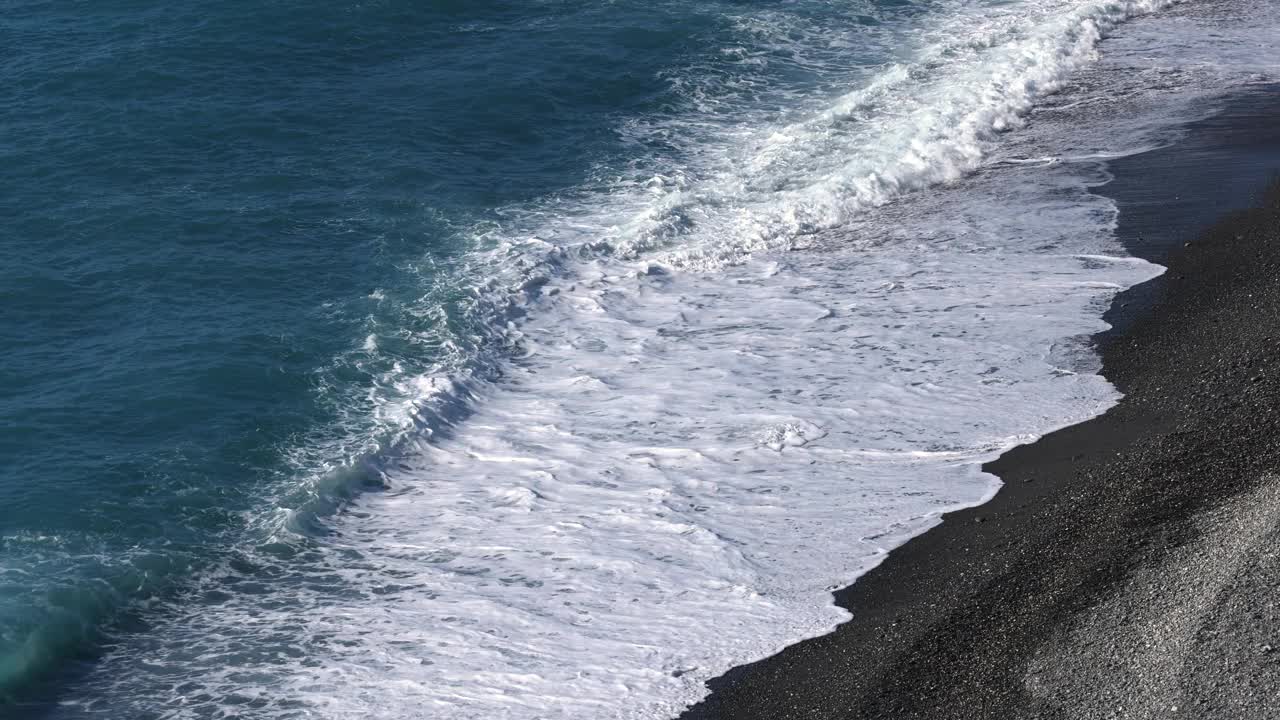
54, 0, 1280, 718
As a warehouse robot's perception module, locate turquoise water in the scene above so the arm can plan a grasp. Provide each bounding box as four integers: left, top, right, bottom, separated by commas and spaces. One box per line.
5, 0, 1256, 716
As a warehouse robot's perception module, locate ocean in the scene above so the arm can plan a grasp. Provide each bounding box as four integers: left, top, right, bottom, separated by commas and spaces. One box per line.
1, 0, 1276, 717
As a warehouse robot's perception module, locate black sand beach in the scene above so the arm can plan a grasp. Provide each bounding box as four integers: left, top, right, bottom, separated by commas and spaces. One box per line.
681, 88, 1280, 720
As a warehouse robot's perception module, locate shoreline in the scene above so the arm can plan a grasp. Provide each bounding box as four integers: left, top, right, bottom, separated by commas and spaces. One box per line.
680, 85, 1280, 719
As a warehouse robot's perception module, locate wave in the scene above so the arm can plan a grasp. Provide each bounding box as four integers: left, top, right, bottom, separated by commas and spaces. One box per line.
175, 1, 1183, 580
262, 0, 1183, 535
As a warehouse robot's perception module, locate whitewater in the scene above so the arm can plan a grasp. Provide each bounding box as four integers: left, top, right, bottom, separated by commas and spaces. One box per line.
23, 0, 1280, 717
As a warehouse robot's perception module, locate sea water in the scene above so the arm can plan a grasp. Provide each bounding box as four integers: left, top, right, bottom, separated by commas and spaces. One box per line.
1, 0, 1276, 717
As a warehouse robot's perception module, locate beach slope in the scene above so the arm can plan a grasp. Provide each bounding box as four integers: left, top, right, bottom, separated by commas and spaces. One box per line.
682, 91, 1280, 720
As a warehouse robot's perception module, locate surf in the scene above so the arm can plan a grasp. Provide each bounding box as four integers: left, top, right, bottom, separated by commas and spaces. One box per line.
12, 0, 1278, 717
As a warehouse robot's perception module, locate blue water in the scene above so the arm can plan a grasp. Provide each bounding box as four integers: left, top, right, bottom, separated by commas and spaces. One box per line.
0, 0, 899, 708
3, 0, 1254, 716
